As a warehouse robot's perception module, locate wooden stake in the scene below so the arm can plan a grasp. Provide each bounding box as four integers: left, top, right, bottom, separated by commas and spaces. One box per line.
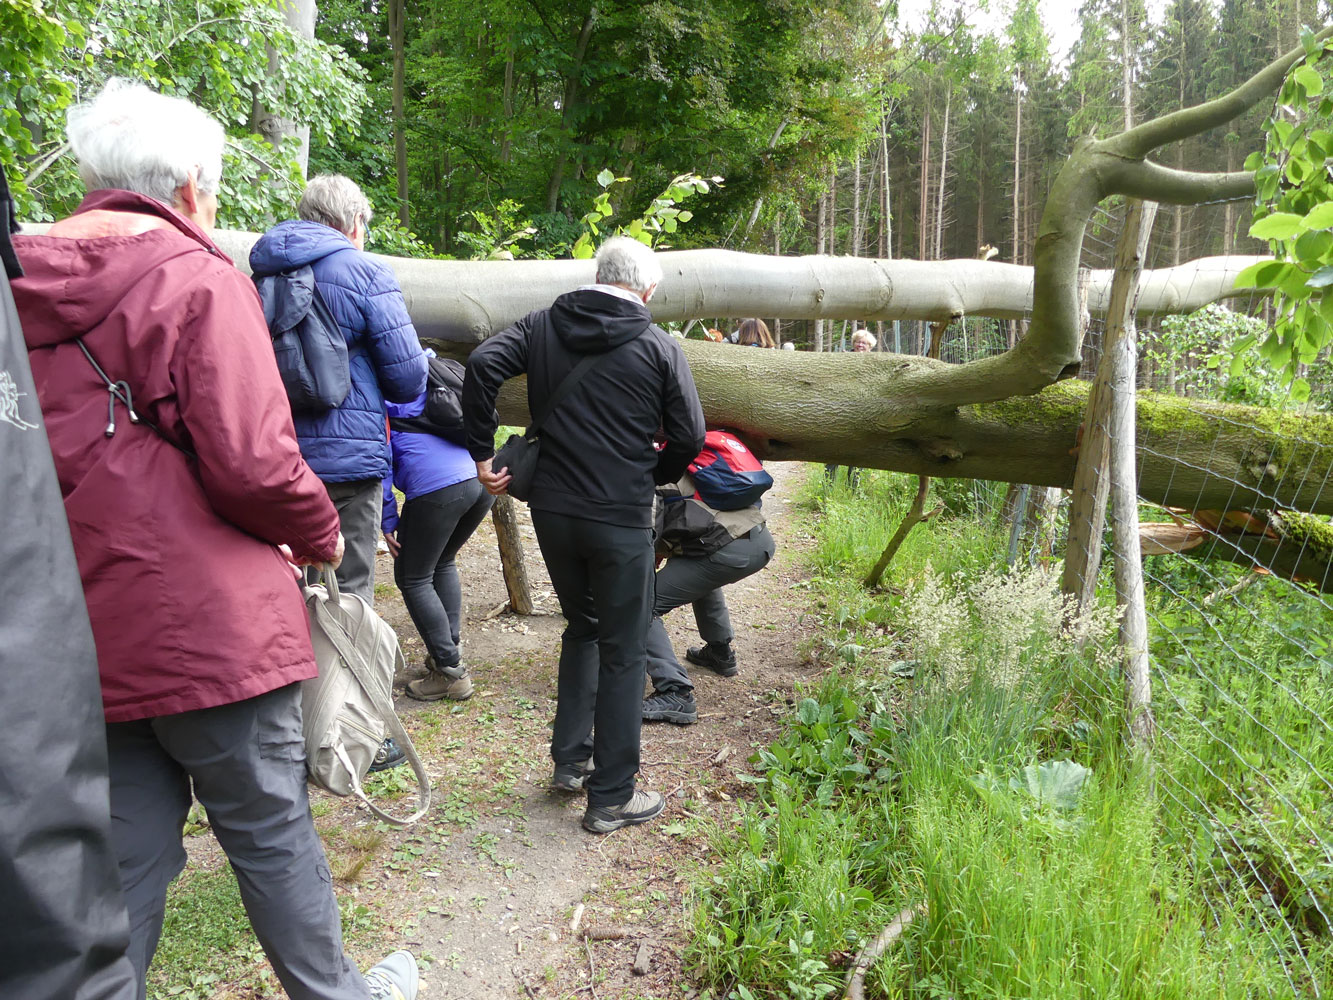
491, 495, 534, 615
1106, 200, 1158, 749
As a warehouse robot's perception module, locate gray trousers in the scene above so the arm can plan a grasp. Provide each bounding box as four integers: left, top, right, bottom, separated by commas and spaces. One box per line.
532, 509, 654, 808
647, 524, 776, 693
105, 684, 370, 1000
323, 478, 382, 601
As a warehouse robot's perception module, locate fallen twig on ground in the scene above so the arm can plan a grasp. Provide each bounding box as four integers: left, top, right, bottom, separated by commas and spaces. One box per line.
844, 904, 925, 1000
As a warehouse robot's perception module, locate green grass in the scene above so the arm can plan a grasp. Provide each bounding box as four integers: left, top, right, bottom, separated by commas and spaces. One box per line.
687, 467, 1330, 999
147, 848, 385, 997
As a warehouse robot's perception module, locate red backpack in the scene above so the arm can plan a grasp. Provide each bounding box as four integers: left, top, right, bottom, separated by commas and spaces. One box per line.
687, 430, 773, 510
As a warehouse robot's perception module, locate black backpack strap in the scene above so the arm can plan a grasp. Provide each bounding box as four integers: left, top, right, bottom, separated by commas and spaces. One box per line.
529, 351, 606, 434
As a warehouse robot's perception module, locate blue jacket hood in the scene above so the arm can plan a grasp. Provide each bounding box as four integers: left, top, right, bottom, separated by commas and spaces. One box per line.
249, 220, 355, 277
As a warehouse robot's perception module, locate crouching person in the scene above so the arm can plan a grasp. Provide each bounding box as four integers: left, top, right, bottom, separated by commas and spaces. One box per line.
12, 80, 417, 1000
643, 444, 776, 725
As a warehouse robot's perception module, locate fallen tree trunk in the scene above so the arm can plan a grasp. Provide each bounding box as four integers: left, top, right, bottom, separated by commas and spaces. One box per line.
202, 230, 1264, 343
487, 346, 1333, 516
1140, 509, 1333, 593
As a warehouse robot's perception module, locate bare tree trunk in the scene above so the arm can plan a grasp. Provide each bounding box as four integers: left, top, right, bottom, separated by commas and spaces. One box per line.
934, 84, 952, 261
389, 0, 409, 228
544, 6, 597, 214
919, 82, 933, 263
500, 33, 515, 165
1010, 74, 1022, 347
773, 216, 782, 346
881, 105, 893, 261
851, 149, 863, 259
1122, 0, 1134, 130
252, 0, 316, 177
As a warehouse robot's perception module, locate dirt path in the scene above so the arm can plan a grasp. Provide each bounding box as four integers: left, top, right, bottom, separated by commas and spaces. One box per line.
181, 463, 818, 999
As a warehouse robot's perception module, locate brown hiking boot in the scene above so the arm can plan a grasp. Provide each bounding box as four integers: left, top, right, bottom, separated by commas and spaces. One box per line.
406, 669, 473, 701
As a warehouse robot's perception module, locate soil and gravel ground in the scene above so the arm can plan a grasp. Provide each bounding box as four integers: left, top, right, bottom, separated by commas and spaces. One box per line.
176, 463, 822, 999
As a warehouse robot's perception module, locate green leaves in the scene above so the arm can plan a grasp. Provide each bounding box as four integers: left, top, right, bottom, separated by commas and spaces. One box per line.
1248, 212, 1304, 241
13, 0, 369, 226
1245, 38, 1333, 398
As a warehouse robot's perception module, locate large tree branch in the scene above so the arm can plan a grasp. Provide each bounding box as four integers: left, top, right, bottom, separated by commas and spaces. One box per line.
1112, 28, 1333, 159
1010, 32, 1332, 404
1107, 160, 1254, 206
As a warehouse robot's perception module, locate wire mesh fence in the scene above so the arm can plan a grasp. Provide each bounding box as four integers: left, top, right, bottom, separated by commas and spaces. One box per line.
862, 195, 1333, 994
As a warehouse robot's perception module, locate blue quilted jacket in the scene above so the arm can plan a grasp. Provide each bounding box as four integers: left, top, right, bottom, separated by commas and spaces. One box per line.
250, 220, 427, 482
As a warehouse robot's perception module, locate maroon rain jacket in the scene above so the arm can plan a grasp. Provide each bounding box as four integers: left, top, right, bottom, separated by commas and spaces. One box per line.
12, 190, 341, 723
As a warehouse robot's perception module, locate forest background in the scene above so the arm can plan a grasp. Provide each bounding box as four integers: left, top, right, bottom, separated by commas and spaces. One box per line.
6, 0, 1328, 352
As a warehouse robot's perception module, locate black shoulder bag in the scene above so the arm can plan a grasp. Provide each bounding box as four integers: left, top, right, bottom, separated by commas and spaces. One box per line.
492, 351, 605, 502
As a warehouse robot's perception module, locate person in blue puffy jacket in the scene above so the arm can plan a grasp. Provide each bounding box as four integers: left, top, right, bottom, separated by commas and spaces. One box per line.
382, 354, 494, 702
250, 175, 428, 605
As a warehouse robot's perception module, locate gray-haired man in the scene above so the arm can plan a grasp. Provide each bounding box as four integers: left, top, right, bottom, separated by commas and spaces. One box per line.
463, 237, 706, 833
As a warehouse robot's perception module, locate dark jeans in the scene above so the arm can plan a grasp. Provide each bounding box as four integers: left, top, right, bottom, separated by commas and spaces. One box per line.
393, 478, 493, 675
532, 509, 654, 808
105, 684, 370, 1000
648, 524, 776, 694
322, 478, 382, 602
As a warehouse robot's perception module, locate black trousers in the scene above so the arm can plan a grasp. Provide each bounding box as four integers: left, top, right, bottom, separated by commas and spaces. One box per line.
531, 509, 654, 808
393, 478, 493, 674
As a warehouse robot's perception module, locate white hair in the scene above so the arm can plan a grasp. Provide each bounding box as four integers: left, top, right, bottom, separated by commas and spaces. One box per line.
67, 80, 224, 204
299, 174, 373, 235
851, 328, 877, 348
595, 236, 663, 295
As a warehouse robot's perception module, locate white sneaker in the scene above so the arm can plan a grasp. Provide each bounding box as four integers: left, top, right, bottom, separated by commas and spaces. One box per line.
364, 950, 418, 1000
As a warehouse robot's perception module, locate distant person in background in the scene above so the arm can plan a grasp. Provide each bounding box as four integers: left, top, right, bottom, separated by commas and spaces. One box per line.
825, 329, 878, 489
734, 317, 775, 348
382, 350, 494, 703
703, 327, 726, 342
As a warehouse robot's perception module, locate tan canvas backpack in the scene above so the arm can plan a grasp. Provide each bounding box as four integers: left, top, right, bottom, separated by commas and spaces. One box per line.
302, 569, 430, 826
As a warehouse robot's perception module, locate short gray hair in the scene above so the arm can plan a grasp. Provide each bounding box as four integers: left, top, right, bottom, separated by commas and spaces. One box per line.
595, 236, 662, 295
299, 174, 373, 235
851, 328, 877, 348
67, 79, 224, 205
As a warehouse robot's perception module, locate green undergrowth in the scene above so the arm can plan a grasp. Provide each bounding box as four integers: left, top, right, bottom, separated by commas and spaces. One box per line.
688, 468, 1319, 999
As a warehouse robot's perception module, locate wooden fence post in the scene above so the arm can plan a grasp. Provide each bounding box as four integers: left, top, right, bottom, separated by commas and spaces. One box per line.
1061, 199, 1157, 747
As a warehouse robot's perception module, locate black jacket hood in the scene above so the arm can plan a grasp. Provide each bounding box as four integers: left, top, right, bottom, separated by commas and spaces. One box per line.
549, 287, 652, 353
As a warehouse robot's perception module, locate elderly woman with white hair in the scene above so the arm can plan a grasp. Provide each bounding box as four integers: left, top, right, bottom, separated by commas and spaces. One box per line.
11, 81, 417, 1000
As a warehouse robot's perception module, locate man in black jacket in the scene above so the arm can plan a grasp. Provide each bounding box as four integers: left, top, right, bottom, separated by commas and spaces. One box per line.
463, 236, 705, 834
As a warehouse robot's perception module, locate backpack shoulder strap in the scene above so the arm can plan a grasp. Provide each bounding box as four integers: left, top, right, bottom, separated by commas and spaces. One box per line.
529, 349, 610, 433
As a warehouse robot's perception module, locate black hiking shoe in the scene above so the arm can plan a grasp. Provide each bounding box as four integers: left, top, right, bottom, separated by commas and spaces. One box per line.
551, 758, 594, 793
685, 642, 738, 677
642, 690, 698, 725
368, 737, 407, 773
583, 789, 665, 834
